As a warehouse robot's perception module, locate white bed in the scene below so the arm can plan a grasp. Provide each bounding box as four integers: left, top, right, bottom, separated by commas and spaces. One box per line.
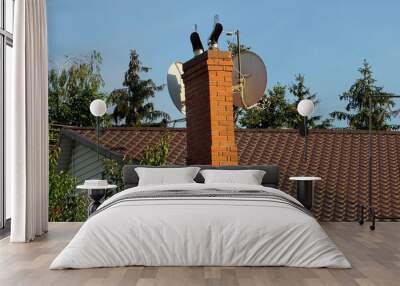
50, 183, 351, 269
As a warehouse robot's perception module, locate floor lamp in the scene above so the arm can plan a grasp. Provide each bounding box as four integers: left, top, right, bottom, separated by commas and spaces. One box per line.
358, 94, 400, 230
297, 99, 315, 163
90, 99, 107, 160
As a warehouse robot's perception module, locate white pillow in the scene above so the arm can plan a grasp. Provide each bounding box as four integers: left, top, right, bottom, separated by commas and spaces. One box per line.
200, 169, 266, 185
135, 167, 201, 186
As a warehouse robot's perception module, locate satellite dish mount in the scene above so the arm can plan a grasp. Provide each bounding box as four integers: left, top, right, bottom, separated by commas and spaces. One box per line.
228, 30, 246, 107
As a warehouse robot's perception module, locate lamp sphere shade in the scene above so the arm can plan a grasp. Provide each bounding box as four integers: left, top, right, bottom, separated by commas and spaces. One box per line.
90, 99, 107, 117
297, 99, 315, 117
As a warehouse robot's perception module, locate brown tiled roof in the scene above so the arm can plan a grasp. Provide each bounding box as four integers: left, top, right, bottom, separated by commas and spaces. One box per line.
63, 127, 400, 222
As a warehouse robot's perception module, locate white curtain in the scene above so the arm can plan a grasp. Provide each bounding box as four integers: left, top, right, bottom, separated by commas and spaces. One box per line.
6, 0, 49, 242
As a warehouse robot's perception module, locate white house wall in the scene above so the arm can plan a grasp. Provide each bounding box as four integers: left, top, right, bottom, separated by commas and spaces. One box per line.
68, 144, 104, 184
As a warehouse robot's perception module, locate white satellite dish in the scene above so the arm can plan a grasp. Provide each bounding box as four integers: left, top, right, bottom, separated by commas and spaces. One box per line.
232, 50, 267, 108
167, 62, 186, 114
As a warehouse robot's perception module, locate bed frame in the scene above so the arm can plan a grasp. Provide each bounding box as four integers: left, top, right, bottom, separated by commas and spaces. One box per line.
122, 165, 280, 189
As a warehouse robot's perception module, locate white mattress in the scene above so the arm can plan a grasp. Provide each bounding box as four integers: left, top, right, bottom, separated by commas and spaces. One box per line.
50, 183, 350, 269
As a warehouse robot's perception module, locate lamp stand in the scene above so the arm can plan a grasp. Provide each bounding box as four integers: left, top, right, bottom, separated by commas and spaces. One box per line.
358, 94, 400, 230
96, 117, 100, 160
304, 116, 308, 163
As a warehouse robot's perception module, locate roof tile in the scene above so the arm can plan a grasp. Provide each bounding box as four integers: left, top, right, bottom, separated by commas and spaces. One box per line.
65, 127, 400, 221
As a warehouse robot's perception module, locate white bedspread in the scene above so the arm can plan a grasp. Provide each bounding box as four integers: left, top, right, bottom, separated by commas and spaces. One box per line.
50, 183, 351, 269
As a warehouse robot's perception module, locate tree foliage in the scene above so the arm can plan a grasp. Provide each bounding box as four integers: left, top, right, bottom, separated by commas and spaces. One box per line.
49, 146, 87, 222
108, 50, 170, 126
330, 60, 398, 130
102, 157, 132, 194
48, 51, 109, 127
140, 134, 171, 166
239, 75, 331, 129
286, 74, 332, 129
239, 84, 291, 128
102, 135, 171, 193
227, 40, 330, 129
227, 40, 251, 57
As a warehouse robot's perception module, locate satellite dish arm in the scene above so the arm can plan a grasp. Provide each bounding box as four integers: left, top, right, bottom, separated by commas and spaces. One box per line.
190, 32, 204, 56
208, 23, 223, 49
235, 30, 247, 108
236, 30, 242, 87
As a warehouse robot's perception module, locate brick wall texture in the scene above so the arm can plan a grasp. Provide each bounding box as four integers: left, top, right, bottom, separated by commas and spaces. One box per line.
182, 49, 238, 166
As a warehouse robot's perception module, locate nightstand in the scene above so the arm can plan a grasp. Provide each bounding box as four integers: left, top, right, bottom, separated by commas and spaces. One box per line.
289, 177, 321, 210
76, 182, 117, 215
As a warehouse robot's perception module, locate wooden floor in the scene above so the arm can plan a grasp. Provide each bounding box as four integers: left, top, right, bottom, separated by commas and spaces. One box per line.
0, 222, 399, 286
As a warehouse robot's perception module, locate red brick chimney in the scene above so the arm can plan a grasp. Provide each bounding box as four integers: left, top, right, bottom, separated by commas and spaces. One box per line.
182, 49, 238, 166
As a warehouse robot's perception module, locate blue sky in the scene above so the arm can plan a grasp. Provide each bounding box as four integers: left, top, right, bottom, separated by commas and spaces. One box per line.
47, 0, 400, 126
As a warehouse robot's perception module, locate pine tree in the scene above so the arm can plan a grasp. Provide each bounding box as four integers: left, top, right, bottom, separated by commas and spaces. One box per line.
330, 60, 398, 130
108, 50, 170, 126
287, 74, 331, 129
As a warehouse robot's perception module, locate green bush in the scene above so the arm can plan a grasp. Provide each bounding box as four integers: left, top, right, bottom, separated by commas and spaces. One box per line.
139, 134, 170, 166
102, 134, 171, 191
48, 133, 172, 222
49, 147, 87, 222
102, 157, 132, 194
